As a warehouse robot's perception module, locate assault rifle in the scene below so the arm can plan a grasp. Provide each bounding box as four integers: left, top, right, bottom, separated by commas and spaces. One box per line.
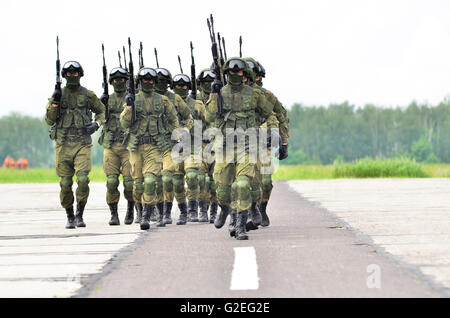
154, 48, 160, 68
123, 46, 128, 72
118, 50, 123, 68
54, 36, 62, 120
190, 41, 197, 100
207, 14, 224, 114
177, 55, 183, 73
126, 38, 136, 124
101, 44, 110, 122
239, 36, 242, 58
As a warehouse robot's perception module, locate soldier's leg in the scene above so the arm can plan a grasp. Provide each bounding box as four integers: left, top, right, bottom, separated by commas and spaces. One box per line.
119, 145, 135, 225
213, 162, 235, 229
56, 145, 76, 229
74, 144, 92, 228
207, 161, 218, 223
103, 147, 121, 226
129, 148, 144, 223
259, 151, 274, 227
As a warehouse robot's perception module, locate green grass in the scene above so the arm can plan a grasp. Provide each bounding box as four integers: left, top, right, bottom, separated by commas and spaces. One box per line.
333, 158, 428, 178
1, 160, 448, 183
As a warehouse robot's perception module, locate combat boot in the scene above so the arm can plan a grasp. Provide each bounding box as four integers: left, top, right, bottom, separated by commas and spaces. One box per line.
65, 207, 76, 229
134, 202, 143, 224
75, 203, 86, 227
198, 200, 209, 223
163, 202, 173, 225
187, 201, 199, 222
150, 203, 159, 222
214, 205, 231, 229
235, 211, 249, 240
176, 202, 188, 225
260, 202, 270, 227
246, 221, 259, 232
124, 201, 134, 225
108, 203, 120, 226
209, 202, 218, 224
228, 210, 238, 237
156, 202, 166, 227
249, 202, 262, 226
140, 205, 154, 231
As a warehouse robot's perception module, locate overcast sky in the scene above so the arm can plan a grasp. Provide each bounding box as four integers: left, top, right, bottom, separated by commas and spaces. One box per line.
2, 0, 450, 118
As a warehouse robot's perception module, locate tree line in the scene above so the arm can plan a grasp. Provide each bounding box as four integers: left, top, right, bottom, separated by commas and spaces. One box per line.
1, 100, 450, 168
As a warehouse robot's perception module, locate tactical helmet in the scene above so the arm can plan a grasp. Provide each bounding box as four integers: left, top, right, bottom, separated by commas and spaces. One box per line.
172, 74, 192, 90
62, 61, 84, 77
256, 61, 266, 78
243, 57, 258, 83
222, 58, 248, 75
156, 68, 173, 85
137, 67, 158, 80
109, 67, 128, 84
197, 69, 216, 83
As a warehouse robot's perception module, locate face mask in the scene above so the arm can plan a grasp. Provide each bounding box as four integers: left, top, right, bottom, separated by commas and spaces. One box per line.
155, 80, 168, 93
200, 81, 212, 94
141, 81, 154, 93
65, 75, 80, 88
174, 87, 189, 99
112, 79, 126, 93
228, 74, 244, 85
256, 78, 263, 87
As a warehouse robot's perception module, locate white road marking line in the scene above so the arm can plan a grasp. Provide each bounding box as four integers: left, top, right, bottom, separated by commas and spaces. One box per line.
230, 247, 259, 291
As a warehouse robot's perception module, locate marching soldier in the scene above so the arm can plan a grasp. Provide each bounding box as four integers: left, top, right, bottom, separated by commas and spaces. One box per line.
205, 57, 275, 240
120, 67, 179, 231
45, 61, 105, 229
98, 67, 135, 226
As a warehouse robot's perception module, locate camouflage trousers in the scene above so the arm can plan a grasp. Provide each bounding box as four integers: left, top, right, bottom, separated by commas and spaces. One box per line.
213, 147, 255, 212
253, 149, 274, 204
103, 142, 133, 205
129, 143, 163, 206
55, 142, 92, 209
199, 143, 217, 204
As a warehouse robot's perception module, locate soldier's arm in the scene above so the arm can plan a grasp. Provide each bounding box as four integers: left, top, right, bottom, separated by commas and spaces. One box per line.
267, 90, 289, 143
87, 90, 106, 125
120, 104, 132, 129
204, 93, 218, 123
195, 100, 206, 121
255, 89, 276, 129
45, 98, 58, 126
175, 94, 193, 131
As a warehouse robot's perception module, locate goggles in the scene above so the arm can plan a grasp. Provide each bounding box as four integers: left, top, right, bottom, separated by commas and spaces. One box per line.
173, 74, 191, 84
63, 61, 82, 70
199, 70, 216, 80
226, 59, 246, 71
110, 67, 128, 77
156, 68, 171, 77
138, 68, 157, 78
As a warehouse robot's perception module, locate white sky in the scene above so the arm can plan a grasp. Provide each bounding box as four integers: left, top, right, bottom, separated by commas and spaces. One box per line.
2, 0, 450, 118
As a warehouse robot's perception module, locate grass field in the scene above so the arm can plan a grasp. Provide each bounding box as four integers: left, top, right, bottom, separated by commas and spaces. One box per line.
1, 160, 449, 183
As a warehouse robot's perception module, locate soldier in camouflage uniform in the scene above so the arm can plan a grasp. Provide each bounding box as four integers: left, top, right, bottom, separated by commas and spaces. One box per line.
98, 67, 135, 226
120, 67, 179, 231
205, 58, 275, 240
172, 73, 209, 223
45, 61, 105, 229
196, 69, 218, 223
154, 68, 194, 225
245, 58, 289, 228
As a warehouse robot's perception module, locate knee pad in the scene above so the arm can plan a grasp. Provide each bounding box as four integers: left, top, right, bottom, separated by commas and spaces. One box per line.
173, 174, 185, 194
106, 175, 120, 192
135, 178, 144, 196
185, 169, 198, 190
217, 184, 231, 204
197, 171, 206, 190
60, 176, 73, 193
236, 176, 251, 200
162, 171, 173, 192
144, 173, 157, 196
261, 174, 273, 192
123, 176, 134, 193
77, 174, 90, 192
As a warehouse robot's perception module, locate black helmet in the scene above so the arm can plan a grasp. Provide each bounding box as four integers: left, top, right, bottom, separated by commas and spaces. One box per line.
62, 61, 84, 77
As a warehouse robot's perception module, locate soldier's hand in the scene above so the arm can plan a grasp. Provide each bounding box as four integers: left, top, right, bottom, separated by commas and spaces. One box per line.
278, 144, 289, 161
52, 87, 62, 104
211, 79, 223, 94
85, 122, 100, 135
100, 93, 109, 106
126, 93, 135, 107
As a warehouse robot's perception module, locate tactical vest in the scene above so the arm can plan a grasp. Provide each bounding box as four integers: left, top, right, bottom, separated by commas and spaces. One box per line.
165, 91, 182, 123
126, 92, 171, 152
52, 86, 92, 145
99, 92, 126, 149
197, 91, 210, 105
216, 84, 257, 132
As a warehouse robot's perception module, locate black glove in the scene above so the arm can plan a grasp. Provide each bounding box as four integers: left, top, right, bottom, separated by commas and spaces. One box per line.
278, 144, 288, 160
52, 87, 62, 104
100, 93, 109, 106
126, 93, 135, 107
211, 79, 223, 94
85, 122, 99, 135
